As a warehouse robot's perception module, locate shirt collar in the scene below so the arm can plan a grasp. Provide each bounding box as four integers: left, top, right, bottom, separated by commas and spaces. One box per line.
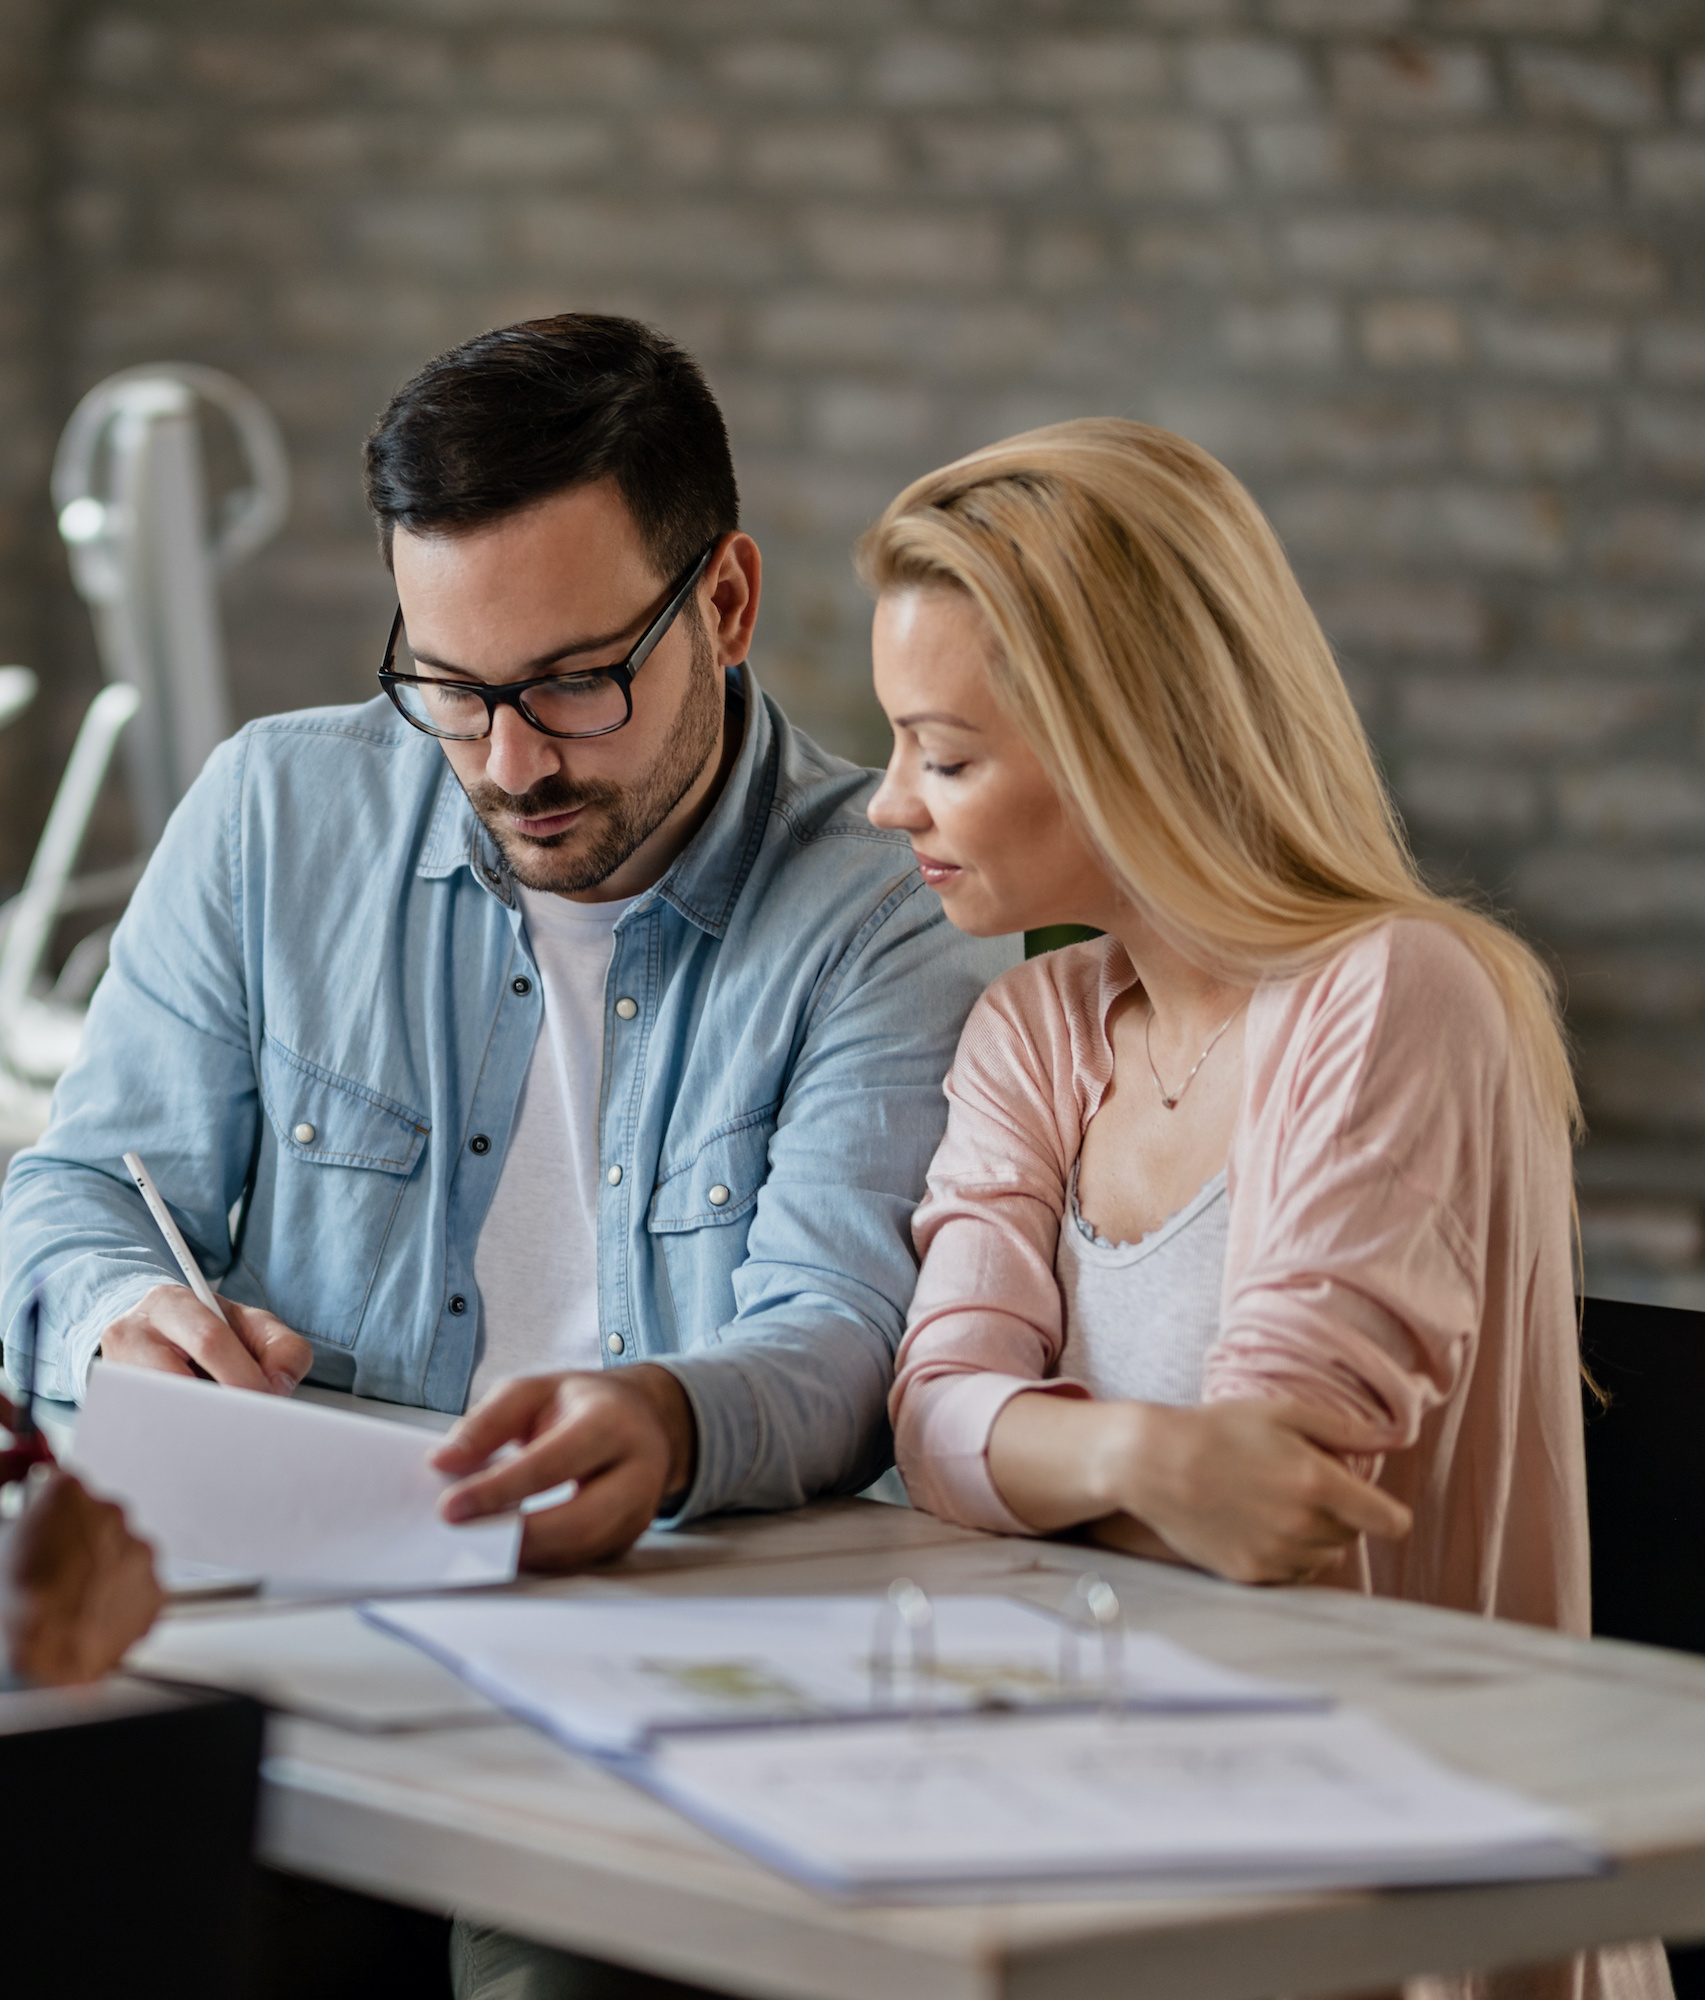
416, 759, 513, 902
415, 663, 773, 941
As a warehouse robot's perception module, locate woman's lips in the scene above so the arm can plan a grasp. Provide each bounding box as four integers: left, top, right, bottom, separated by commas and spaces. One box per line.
914, 851, 962, 888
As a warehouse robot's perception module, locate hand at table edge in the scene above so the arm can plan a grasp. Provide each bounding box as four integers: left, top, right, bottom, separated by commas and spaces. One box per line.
990, 1390, 1413, 1587
431, 1364, 698, 1572
1, 1467, 163, 1684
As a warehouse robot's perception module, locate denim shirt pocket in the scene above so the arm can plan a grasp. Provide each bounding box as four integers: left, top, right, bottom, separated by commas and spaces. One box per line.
645, 1106, 776, 1342
648, 1104, 777, 1233
251, 1033, 430, 1348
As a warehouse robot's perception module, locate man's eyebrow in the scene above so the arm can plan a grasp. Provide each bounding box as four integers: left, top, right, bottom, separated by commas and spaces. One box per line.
893, 710, 984, 732
407, 623, 639, 678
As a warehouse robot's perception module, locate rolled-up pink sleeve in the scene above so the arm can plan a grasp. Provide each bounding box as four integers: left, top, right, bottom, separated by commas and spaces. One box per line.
1204, 927, 1497, 1456
889, 963, 1107, 1532
1206, 1158, 1475, 1477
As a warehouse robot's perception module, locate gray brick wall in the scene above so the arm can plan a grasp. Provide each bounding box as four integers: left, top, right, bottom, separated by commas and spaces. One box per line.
5, 0, 1705, 1280
0, 0, 64, 859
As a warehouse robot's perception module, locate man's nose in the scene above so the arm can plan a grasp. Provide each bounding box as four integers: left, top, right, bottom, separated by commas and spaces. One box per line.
483, 703, 561, 797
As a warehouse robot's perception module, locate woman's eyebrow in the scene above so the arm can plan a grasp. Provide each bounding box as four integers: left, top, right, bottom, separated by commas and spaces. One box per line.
894, 710, 983, 731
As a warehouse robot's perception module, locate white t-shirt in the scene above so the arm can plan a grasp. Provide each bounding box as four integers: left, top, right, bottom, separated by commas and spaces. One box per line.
1053, 1163, 1229, 1407
469, 885, 636, 1401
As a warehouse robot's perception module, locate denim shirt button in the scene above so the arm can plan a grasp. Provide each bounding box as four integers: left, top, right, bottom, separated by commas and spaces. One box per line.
448, 1294, 467, 1315
707, 1184, 730, 1207
606, 1333, 625, 1355
292, 1122, 316, 1146
512, 975, 532, 996
469, 1133, 491, 1155
607, 1164, 623, 1185
615, 997, 638, 1020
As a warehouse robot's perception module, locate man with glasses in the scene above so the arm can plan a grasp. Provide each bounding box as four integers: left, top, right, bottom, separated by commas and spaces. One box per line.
0, 314, 1013, 1571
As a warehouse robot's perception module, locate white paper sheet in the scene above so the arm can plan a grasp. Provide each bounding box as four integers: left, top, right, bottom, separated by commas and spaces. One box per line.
640, 1707, 1603, 1898
126, 1605, 502, 1730
157, 1557, 262, 1599
71, 1365, 520, 1592
364, 1593, 1321, 1755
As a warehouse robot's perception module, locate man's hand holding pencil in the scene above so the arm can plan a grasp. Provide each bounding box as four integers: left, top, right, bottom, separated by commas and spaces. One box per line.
107, 1154, 313, 1395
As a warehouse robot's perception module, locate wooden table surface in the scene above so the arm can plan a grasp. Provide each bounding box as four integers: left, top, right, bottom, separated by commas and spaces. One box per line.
210, 1497, 1705, 2000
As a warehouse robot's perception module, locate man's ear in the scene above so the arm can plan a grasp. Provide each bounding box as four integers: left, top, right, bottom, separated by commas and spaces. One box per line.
707, 533, 762, 666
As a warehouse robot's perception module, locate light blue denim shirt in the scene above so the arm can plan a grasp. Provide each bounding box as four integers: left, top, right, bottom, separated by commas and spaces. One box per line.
0, 667, 1015, 1520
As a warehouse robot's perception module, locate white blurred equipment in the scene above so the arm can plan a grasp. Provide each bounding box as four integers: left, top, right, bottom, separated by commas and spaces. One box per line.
53, 362, 290, 846
0, 363, 289, 1111
0, 667, 37, 734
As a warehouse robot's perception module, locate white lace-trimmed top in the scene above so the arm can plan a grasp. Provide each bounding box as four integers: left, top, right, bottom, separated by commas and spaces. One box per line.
1053, 1164, 1229, 1406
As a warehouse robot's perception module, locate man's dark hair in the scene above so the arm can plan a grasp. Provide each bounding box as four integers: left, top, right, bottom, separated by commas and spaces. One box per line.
364, 313, 739, 581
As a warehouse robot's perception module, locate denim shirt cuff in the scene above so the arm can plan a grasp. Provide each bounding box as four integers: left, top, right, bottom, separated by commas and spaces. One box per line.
59, 1273, 177, 1402
646, 1350, 762, 1527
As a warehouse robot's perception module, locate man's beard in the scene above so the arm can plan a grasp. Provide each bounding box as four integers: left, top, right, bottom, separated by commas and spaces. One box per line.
464, 620, 724, 896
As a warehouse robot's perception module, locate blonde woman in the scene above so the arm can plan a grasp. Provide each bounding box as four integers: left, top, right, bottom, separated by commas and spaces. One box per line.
866, 422, 1669, 2000
866, 418, 1584, 1618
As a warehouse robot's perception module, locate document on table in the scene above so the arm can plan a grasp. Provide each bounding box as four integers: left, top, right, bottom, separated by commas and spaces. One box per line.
71, 1365, 521, 1593
125, 1606, 502, 1731
364, 1593, 1321, 1756
639, 1707, 1603, 1899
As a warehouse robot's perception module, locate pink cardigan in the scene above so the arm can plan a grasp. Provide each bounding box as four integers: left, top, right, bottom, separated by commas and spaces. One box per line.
891, 921, 1589, 1634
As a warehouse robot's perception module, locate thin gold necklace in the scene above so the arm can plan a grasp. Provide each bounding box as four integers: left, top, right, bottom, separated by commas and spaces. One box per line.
1144, 1004, 1241, 1111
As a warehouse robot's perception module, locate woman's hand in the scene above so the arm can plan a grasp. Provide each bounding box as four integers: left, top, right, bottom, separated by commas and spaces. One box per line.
1097, 1397, 1413, 1584
1, 1465, 164, 1684
987, 1389, 1412, 1586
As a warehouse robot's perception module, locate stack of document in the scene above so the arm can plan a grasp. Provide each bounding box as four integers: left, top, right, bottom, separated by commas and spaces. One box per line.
365, 1594, 1319, 1753
641, 1707, 1599, 1898
368, 1594, 1601, 1898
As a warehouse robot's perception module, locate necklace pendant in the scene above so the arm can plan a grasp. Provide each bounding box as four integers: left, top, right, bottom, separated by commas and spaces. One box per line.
1144, 998, 1244, 1114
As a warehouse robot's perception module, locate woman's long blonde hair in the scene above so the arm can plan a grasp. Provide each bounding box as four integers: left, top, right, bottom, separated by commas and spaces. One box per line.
857, 418, 1579, 1141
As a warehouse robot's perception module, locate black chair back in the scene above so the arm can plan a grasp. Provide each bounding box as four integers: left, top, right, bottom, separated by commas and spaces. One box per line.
1581, 1293, 1705, 2000
1581, 1293, 1705, 1656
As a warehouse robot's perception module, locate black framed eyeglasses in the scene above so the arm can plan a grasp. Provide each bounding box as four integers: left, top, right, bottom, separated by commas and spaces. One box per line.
378, 541, 716, 742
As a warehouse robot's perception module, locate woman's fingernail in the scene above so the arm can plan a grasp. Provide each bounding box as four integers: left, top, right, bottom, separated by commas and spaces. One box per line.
270, 1372, 296, 1395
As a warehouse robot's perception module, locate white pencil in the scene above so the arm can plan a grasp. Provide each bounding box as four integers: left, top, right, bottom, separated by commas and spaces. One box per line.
122, 1149, 233, 1328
